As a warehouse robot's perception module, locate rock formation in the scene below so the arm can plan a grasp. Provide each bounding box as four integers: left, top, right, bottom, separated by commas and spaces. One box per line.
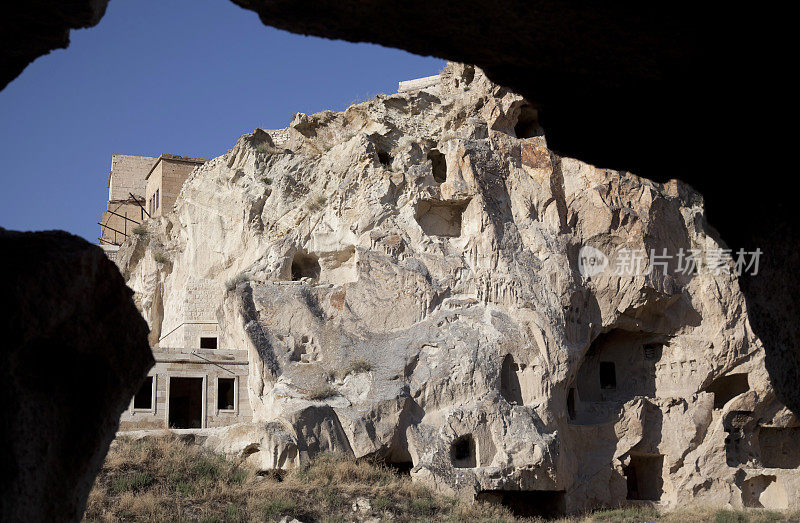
117, 64, 799, 514
0, 229, 153, 521
2, 1, 796, 421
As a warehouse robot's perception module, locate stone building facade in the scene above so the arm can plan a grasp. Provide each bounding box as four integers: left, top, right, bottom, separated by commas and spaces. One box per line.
99, 154, 156, 257
144, 154, 208, 218
119, 346, 251, 430
99, 152, 252, 430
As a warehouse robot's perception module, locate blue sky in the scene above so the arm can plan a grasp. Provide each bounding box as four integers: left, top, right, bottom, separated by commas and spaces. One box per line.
0, 0, 444, 242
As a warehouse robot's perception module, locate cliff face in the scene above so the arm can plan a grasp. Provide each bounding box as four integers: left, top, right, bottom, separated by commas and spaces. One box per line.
118, 64, 799, 513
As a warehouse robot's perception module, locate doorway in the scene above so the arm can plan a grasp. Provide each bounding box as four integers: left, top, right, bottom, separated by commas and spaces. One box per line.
168, 377, 204, 429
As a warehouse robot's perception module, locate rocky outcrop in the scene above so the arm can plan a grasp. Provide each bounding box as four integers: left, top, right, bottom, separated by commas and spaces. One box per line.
0, 0, 109, 90
0, 229, 153, 521
1, 1, 795, 421
118, 65, 799, 514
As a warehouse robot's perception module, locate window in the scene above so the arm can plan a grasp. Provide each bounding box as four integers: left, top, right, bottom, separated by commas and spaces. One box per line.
200, 337, 218, 350
133, 376, 154, 409
624, 454, 664, 501
155, 189, 159, 210
218, 378, 236, 411
450, 434, 476, 468
290, 252, 321, 281
428, 149, 446, 183
500, 354, 523, 405
567, 388, 576, 420
643, 343, 662, 360
599, 361, 616, 389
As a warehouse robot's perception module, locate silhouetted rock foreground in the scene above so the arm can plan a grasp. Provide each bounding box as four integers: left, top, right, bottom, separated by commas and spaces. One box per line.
0, 228, 152, 521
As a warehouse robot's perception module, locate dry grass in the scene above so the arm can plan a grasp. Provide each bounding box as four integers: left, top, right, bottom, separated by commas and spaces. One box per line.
84, 436, 800, 522
344, 358, 372, 375
306, 194, 327, 212
152, 251, 169, 264
83, 435, 512, 522
305, 384, 338, 401
225, 272, 250, 291
328, 358, 373, 381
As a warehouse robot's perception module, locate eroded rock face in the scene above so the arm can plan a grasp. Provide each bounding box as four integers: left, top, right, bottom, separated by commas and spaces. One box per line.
118, 64, 799, 514
2, 0, 795, 421
0, 228, 153, 521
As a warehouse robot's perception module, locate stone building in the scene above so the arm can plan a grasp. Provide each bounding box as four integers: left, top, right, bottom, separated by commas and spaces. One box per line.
99, 152, 252, 430
144, 154, 208, 219
99, 154, 155, 258
99, 153, 208, 255
118, 346, 250, 430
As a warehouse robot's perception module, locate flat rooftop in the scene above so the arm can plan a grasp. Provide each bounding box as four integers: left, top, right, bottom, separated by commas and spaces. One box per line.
145, 153, 210, 180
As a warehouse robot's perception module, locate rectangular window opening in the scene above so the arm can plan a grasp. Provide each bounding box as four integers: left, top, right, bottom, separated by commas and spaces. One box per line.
599, 361, 616, 389
218, 378, 236, 411
133, 376, 154, 410
200, 337, 218, 350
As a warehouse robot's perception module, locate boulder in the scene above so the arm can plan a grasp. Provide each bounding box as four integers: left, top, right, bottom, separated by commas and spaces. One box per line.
0, 229, 153, 521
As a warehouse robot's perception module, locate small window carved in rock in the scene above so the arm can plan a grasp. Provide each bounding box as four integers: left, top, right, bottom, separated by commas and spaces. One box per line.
291, 252, 321, 281
567, 387, 576, 420
599, 361, 616, 389
428, 149, 447, 183
415, 199, 469, 237
377, 149, 392, 167
643, 343, 663, 360
450, 434, 476, 468
514, 104, 541, 139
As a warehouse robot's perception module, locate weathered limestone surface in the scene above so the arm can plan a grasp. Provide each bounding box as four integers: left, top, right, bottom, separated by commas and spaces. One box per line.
118, 64, 800, 513
0, 228, 153, 521
1, 0, 795, 421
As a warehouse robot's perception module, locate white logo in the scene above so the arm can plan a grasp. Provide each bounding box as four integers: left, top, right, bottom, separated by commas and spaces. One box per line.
579, 246, 608, 277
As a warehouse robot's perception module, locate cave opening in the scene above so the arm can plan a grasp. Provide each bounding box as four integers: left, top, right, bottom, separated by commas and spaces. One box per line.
705, 373, 749, 409
476, 490, 566, 518
758, 427, 800, 468
624, 454, 664, 501
428, 149, 447, 183
377, 149, 392, 167
643, 343, 663, 361
291, 251, 321, 281
415, 199, 469, 237
500, 354, 523, 405
514, 104, 541, 139
725, 410, 753, 466
384, 459, 413, 475
574, 329, 661, 423
450, 434, 476, 468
